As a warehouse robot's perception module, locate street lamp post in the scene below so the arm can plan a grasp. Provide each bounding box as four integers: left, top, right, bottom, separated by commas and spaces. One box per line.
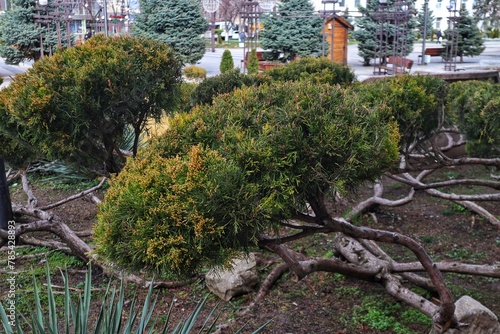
103, 0, 109, 36
421, 0, 429, 64
202, 0, 220, 53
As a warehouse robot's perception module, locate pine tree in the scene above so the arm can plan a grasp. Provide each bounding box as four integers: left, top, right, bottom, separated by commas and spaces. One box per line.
453, 6, 485, 62
260, 0, 323, 60
220, 49, 234, 73
0, 0, 71, 64
341, 7, 353, 24
352, 0, 418, 66
131, 0, 207, 64
417, 4, 435, 41
247, 48, 259, 75
473, 0, 500, 29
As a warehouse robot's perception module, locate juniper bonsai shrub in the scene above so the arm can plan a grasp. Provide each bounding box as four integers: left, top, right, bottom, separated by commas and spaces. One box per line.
94, 80, 400, 278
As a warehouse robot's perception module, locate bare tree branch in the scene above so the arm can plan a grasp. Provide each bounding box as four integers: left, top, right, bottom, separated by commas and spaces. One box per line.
453, 200, 500, 228
392, 261, 500, 278
349, 181, 416, 217
38, 177, 107, 211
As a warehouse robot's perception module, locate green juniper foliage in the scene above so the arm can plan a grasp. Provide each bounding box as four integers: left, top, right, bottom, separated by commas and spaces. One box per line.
189, 58, 355, 109
0, 35, 182, 175
188, 69, 267, 108
349, 75, 448, 155
447, 80, 500, 157
261, 57, 356, 85
94, 80, 400, 278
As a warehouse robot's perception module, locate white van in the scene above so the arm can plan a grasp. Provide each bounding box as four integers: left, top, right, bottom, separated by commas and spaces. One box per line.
205, 21, 240, 41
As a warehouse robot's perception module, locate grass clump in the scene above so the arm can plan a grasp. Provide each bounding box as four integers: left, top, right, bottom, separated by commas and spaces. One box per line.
183, 65, 207, 80
353, 295, 431, 334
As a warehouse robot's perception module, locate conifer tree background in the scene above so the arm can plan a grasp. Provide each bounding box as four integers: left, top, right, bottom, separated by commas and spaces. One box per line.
132, 0, 207, 64
0, 0, 67, 64
453, 6, 485, 62
473, 0, 500, 29
417, 4, 435, 41
260, 0, 323, 60
352, 0, 417, 66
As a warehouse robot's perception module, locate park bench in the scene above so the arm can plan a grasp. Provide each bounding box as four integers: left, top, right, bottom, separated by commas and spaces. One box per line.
375, 56, 414, 75
418, 47, 446, 64
242, 51, 282, 71
242, 51, 265, 70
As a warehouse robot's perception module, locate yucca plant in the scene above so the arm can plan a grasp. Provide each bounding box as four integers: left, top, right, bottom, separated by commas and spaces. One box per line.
0, 264, 270, 333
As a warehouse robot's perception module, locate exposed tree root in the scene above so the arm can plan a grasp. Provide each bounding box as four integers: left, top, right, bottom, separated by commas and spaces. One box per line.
241, 262, 289, 317
213, 262, 290, 334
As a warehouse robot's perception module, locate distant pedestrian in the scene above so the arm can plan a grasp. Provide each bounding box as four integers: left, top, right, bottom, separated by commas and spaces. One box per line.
437, 30, 442, 44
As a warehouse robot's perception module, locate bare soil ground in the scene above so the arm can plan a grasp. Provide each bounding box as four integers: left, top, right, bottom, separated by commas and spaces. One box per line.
2, 165, 499, 334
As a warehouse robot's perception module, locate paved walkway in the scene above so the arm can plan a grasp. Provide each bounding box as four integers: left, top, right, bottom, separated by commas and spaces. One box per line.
199, 40, 500, 81
349, 40, 500, 81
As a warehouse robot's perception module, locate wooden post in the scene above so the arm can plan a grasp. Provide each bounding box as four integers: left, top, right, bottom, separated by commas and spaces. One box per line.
0, 156, 13, 230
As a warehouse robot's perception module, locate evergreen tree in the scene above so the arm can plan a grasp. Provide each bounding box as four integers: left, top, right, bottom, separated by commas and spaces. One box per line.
260, 0, 323, 60
1, 35, 182, 174
352, 0, 418, 66
131, 0, 207, 64
473, 0, 500, 29
452, 6, 485, 62
0, 0, 71, 64
247, 48, 259, 75
417, 4, 435, 41
342, 7, 353, 24
219, 49, 234, 73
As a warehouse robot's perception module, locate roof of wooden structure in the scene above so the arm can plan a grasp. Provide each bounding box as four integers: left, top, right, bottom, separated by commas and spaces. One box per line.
325, 15, 354, 30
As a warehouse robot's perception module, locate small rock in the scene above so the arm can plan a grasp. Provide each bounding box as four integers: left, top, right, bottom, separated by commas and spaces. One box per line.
205, 253, 259, 301
429, 296, 500, 334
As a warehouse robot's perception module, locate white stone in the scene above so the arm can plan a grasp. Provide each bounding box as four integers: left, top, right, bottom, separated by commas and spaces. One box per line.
205, 253, 259, 301
429, 296, 500, 334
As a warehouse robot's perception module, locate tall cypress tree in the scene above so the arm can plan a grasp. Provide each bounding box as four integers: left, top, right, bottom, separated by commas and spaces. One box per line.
132, 0, 207, 64
453, 6, 485, 62
260, 0, 323, 61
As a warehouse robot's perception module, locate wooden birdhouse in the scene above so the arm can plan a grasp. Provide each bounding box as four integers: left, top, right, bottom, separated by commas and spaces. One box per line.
323, 15, 353, 65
